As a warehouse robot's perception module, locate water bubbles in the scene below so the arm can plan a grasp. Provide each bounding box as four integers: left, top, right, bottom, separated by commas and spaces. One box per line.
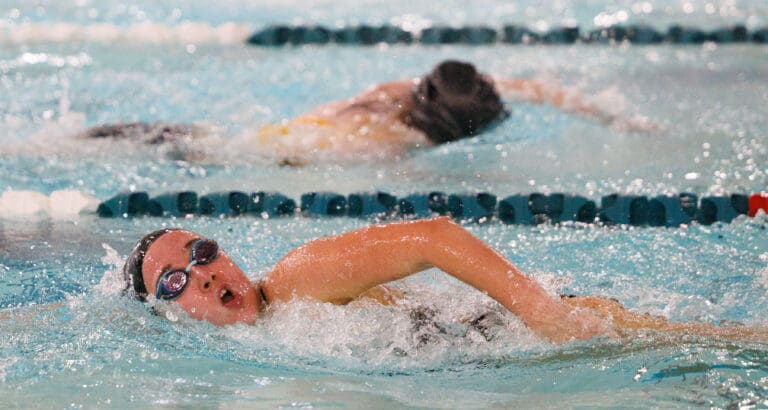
631, 2, 654, 14
633, 366, 647, 381
593, 10, 629, 27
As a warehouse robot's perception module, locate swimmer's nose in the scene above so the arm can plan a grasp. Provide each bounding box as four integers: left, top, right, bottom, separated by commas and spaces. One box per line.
195, 270, 217, 291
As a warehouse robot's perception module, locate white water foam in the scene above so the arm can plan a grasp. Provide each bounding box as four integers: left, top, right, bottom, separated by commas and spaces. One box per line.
221, 279, 544, 370
93, 243, 126, 297
0, 21, 253, 45
0, 356, 19, 383
757, 252, 768, 291
0, 189, 98, 218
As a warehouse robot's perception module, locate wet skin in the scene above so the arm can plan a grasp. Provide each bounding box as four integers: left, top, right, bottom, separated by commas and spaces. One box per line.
142, 230, 263, 326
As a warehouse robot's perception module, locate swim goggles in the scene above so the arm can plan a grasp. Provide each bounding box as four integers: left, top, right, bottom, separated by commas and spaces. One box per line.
155, 239, 219, 301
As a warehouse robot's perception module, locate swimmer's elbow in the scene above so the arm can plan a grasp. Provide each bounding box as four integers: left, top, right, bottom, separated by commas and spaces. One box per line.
410, 216, 463, 259
421, 216, 461, 234
408, 216, 456, 243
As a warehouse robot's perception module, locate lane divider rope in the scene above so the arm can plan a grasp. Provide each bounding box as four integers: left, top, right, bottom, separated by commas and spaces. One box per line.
97, 190, 768, 227
245, 24, 768, 46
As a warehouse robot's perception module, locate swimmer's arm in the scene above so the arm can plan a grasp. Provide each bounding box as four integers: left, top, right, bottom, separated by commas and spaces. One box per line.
564, 296, 768, 342
494, 78, 660, 133
263, 217, 611, 343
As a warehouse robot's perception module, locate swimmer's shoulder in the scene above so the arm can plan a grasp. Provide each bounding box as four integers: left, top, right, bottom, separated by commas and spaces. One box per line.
364, 79, 416, 99
321, 79, 416, 117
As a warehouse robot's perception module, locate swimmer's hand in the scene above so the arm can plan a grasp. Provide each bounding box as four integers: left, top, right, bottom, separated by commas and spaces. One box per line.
538, 307, 618, 344
609, 115, 665, 134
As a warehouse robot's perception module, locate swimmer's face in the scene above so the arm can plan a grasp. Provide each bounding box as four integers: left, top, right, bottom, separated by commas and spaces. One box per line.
142, 230, 262, 326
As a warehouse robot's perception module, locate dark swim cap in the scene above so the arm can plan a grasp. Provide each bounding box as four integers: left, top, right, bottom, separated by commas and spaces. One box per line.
406, 60, 507, 144
123, 228, 180, 301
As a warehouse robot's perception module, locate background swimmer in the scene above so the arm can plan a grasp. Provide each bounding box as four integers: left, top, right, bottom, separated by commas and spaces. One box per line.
123, 217, 768, 344
84, 60, 658, 165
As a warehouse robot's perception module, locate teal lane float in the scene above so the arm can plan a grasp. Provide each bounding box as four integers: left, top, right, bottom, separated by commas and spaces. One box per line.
97, 191, 768, 227
247, 24, 768, 47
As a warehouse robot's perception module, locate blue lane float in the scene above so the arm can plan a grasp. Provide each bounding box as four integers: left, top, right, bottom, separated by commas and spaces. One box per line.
598, 194, 649, 226
498, 194, 538, 225
292, 26, 332, 45
697, 194, 749, 225
250, 191, 296, 217
347, 192, 397, 218
586, 25, 665, 44
666, 25, 709, 44
754, 28, 768, 43
247, 25, 293, 46
335, 25, 413, 45
625, 25, 665, 44
398, 192, 448, 218
710, 25, 749, 43
198, 191, 250, 217
501, 25, 538, 44
96, 190, 765, 227
300, 192, 347, 216
148, 191, 198, 217
647, 193, 697, 227
447, 193, 497, 222
420, 26, 463, 44
497, 193, 597, 225
458, 26, 498, 45
542, 26, 580, 44
545, 194, 597, 224
245, 24, 768, 47
97, 191, 149, 218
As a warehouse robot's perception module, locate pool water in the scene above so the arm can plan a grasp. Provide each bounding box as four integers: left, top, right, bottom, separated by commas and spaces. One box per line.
2, 1, 768, 408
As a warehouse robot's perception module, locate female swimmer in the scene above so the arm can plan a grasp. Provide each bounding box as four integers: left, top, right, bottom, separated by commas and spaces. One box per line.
123, 217, 766, 344
86, 60, 656, 164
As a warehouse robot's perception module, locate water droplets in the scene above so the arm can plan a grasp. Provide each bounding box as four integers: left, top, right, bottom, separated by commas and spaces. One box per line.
633, 366, 647, 381
165, 310, 179, 322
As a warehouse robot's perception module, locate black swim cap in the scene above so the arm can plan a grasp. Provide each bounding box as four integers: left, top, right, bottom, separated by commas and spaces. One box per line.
123, 228, 180, 302
406, 60, 506, 144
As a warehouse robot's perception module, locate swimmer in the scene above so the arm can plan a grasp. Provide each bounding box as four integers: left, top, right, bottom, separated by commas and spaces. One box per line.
85, 60, 657, 164
123, 217, 767, 344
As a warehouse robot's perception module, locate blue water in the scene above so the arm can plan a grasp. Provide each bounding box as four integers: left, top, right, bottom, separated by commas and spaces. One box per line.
2, 0, 767, 29
2, 1, 768, 408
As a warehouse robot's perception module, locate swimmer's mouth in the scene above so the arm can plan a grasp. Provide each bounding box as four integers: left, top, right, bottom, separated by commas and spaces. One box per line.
220, 288, 236, 305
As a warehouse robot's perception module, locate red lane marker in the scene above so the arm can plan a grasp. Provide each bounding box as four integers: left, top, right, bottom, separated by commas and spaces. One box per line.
749, 193, 768, 217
